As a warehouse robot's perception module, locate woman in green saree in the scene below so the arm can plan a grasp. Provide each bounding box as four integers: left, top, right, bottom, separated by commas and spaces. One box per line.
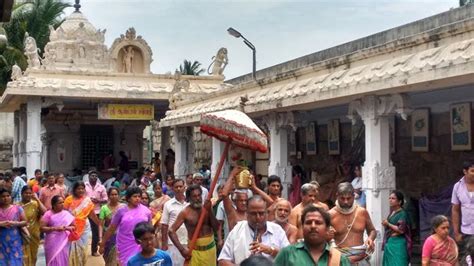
382, 190, 412, 266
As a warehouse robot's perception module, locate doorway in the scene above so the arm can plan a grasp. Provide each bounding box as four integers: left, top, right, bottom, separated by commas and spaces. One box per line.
81, 125, 114, 170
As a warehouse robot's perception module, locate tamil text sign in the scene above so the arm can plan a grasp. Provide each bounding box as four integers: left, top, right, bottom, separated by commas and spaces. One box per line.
98, 104, 154, 120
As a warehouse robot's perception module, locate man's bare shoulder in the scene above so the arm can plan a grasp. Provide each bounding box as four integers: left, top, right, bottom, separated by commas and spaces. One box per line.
317, 202, 329, 210
182, 206, 199, 216
288, 223, 298, 231
328, 207, 337, 215
292, 203, 303, 211
357, 207, 372, 219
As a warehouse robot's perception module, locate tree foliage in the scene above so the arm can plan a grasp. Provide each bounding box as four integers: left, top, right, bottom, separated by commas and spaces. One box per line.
0, 0, 70, 92
178, 60, 205, 76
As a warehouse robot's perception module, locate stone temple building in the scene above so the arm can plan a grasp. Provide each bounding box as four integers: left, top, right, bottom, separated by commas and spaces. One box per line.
0, 4, 224, 178
160, 5, 474, 265
2, 3, 474, 264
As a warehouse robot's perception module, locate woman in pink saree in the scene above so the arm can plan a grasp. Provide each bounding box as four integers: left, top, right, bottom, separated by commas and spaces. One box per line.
422, 215, 458, 266
99, 186, 151, 265
40, 195, 75, 266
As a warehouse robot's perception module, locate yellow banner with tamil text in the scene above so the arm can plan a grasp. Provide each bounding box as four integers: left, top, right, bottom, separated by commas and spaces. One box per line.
98, 104, 154, 120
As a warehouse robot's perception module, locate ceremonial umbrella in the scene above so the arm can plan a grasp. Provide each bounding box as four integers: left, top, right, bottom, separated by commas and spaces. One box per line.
187, 110, 268, 261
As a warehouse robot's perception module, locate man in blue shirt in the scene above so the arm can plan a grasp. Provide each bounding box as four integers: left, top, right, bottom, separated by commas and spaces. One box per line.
11, 167, 26, 203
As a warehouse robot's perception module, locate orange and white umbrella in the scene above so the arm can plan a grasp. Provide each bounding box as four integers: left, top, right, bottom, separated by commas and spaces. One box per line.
187, 110, 267, 263
200, 109, 268, 153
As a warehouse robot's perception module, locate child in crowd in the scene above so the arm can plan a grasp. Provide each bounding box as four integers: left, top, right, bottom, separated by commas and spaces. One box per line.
127, 222, 172, 266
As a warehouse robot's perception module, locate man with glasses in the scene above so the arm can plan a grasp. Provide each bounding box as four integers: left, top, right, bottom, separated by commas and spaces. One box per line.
218, 195, 289, 265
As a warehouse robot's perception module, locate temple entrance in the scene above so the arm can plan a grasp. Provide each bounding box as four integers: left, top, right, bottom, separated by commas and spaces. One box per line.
81, 125, 114, 170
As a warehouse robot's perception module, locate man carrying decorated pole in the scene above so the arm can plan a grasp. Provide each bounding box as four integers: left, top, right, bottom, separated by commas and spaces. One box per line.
169, 184, 218, 265
221, 167, 250, 231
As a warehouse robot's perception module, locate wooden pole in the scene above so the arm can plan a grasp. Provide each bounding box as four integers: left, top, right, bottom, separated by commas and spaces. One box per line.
185, 140, 231, 265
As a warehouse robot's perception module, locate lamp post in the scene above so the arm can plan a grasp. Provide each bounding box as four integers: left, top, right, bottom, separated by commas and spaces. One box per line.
227, 27, 256, 80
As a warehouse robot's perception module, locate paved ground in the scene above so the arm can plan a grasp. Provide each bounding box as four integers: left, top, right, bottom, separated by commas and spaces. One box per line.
36, 240, 105, 266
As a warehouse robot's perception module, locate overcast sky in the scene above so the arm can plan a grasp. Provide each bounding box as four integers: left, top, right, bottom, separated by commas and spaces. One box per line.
68, 0, 457, 79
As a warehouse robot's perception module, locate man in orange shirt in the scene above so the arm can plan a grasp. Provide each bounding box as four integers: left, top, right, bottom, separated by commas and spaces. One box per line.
39, 173, 64, 210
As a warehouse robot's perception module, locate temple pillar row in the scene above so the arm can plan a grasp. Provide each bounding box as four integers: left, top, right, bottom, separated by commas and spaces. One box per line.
18, 105, 27, 167
264, 112, 295, 199
12, 111, 19, 167
26, 97, 42, 178
173, 126, 192, 178
211, 138, 230, 186
347, 94, 410, 265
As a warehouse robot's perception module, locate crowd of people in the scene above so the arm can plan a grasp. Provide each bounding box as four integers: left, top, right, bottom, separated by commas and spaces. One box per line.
0, 158, 473, 266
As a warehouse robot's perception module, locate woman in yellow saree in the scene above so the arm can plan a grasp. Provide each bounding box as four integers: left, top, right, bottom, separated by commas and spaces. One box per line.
20, 186, 46, 266
64, 181, 100, 266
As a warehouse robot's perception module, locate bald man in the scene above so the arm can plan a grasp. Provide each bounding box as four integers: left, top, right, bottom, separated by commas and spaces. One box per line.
272, 199, 297, 244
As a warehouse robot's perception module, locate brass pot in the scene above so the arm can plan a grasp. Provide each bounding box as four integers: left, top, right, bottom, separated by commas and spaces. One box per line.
234, 169, 252, 189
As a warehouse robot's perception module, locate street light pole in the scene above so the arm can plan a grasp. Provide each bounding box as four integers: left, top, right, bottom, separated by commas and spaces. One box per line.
227, 27, 256, 80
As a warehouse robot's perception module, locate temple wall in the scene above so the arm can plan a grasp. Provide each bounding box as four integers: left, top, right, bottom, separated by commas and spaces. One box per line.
286, 105, 474, 201
0, 113, 13, 170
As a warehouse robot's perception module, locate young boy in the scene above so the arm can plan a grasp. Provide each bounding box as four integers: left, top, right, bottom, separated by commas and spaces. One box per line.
128, 222, 172, 266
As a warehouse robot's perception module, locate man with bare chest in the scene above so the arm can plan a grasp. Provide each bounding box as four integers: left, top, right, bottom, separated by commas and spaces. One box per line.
289, 183, 329, 240
222, 167, 248, 231
266, 175, 283, 221
329, 182, 376, 265
273, 199, 298, 244
169, 184, 218, 266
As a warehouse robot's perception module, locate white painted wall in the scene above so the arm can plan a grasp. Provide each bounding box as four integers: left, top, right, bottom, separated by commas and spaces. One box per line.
0, 113, 14, 142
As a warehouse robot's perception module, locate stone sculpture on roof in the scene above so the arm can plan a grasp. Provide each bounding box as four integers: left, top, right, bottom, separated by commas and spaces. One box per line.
24, 33, 41, 69
41, 11, 109, 71
109, 27, 153, 74
208, 47, 228, 76
122, 46, 134, 73
10, 64, 22, 81
169, 71, 191, 110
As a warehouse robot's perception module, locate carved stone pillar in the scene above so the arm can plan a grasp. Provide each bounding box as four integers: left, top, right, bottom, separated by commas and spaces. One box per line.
13, 111, 19, 167
160, 127, 170, 176
40, 131, 52, 171
18, 105, 27, 167
211, 138, 230, 186
347, 94, 410, 265
173, 126, 191, 178
26, 97, 42, 178
264, 112, 295, 199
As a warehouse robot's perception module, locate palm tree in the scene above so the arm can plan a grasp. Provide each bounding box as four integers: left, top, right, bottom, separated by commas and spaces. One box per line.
178, 60, 205, 76
4, 0, 70, 54
0, 0, 69, 92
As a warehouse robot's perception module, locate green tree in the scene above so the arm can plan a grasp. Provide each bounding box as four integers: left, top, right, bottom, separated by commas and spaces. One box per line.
4, 0, 70, 54
0, 0, 70, 92
460, 0, 473, 6
178, 60, 205, 76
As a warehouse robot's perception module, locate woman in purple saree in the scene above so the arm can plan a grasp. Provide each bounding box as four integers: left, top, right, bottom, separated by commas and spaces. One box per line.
40, 195, 75, 266
100, 187, 151, 265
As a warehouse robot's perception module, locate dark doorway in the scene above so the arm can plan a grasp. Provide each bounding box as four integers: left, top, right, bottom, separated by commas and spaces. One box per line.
81, 125, 114, 170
